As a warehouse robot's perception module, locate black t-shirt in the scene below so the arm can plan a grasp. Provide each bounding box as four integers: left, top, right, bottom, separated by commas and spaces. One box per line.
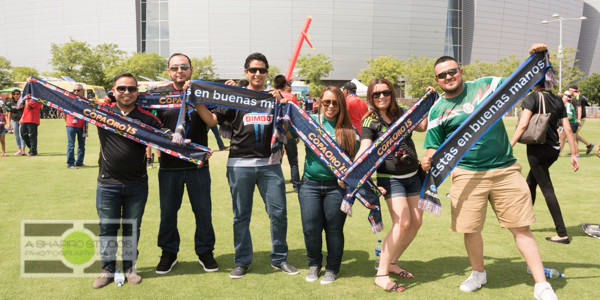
6, 99, 23, 122
360, 112, 419, 176
154, 83, 209, 170
213, 107, 273, 159
574, 95, 588, 119
97, 104, 165, 184
521, 91, 566, 148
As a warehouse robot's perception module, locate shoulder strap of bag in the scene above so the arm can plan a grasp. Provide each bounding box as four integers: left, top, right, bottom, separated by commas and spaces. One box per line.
537, 92, 546, 114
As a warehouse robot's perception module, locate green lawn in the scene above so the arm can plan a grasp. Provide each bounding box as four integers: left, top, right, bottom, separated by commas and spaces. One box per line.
1, 117, 599, 299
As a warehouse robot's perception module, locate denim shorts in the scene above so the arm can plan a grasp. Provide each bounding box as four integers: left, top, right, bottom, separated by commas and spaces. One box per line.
0, 127, 7, 135
377, 173, 422, 199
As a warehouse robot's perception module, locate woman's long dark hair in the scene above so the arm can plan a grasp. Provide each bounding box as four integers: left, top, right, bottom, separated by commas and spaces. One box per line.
318, 86, 356, 156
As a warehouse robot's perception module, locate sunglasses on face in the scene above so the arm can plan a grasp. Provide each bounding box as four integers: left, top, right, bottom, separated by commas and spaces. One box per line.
169, 64, 190, 71
115, 85, 138, 93
73, 89, 82, 92
436, 68, 459, 79
321, 100, 338, 107
372, 90, 392, 98
247, 67, 268, 74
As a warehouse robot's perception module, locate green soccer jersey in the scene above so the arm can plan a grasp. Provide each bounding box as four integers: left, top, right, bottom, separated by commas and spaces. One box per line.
424, 77, 516, 171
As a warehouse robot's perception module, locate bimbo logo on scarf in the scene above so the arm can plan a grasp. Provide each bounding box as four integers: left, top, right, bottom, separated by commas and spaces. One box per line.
243, 113, 273, 125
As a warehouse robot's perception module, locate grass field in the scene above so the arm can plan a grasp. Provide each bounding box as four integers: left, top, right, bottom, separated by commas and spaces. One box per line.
1, 117, 599, 299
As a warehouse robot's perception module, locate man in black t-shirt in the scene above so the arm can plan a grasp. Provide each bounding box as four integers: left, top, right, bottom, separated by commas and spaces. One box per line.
569, 85, 594, 154
94, 73, 171, 289
153, 53, 219, 275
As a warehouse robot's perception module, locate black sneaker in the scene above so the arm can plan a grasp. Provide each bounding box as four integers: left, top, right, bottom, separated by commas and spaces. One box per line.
586, 144, 595, 155
156, 251, 177, 274
229, 266, 249, 279
198, 251, 218, 272
271, 262, 300, 275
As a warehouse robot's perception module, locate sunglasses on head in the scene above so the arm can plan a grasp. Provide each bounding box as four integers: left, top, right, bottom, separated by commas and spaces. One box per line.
321, 99, 338, 107
372, 90, 392, 98
436, 68, 459, 79
247, 67, 268, 74
115, 85, 138, 93
169, 64, 190, 71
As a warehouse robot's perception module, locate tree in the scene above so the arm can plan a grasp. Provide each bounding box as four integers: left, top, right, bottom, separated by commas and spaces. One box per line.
11, 66, 39, 82
358, 55, 403, 86
296, 53, 333, 85
49, 39, 125, 89
267, 66, 281, 84
108, 52, 167, 84
577, 73, 600, 104
191, 56, 219, 81
548, 46, 583, 93
0, 56, 13, 88
462, 55, 522, 81
398, 56, 437, 98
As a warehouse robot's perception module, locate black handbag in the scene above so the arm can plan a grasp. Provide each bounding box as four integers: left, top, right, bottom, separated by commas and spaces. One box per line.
518, 92, 551, 144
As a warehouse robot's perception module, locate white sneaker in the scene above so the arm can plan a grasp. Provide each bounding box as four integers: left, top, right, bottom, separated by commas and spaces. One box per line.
534, 282, 558, 300
459, 270, 487, 292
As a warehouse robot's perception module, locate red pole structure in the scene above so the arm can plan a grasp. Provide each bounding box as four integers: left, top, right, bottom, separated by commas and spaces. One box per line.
285, 16, 314, 81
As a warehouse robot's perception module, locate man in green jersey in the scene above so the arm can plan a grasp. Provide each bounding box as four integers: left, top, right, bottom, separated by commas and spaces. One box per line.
421, 43, 557, 300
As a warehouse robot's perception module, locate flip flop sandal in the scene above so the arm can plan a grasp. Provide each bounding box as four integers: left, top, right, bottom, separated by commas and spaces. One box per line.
390, 263, 413, 278
375, 274, 405, 292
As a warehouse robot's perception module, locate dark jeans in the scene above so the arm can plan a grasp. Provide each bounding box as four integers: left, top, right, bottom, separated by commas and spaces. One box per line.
96, 182, 148, 272
526, 144, 567, 237
298, 177, 347, 274
226, 164, 288, 267
20, 123, 38, 153
66, 126, 85, 166
157, 168, 215, 256
284, 140, 300, 190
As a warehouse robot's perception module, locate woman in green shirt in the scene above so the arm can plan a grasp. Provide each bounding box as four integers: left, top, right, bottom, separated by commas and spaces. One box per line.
295, 86, 358, 285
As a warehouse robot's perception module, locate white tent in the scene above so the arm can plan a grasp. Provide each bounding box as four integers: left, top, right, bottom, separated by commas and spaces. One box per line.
350, 78, 368, 97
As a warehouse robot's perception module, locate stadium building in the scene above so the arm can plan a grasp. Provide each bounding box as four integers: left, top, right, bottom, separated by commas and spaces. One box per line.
1, 0, 599, 83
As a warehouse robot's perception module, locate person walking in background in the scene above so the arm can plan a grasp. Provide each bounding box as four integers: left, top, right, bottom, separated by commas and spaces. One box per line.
568, 85, 594, 154
357, 78, 428, 293
558, 91, 579, 156
274, 74, 300, 192
20, 89, 42, 157
292, 86, 357, 285
342, 81, 368, 135
219, 53, 298, 279
5, 90, 26, 155
0, 105, 7, 156
64, 84, 88, 169
152, 53, 219, 275
421, 43, 559, 300
511, 80, 579, 245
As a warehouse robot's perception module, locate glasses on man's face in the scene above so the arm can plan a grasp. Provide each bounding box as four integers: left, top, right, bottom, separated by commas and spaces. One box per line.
436, 68, 459, 80
247, 67, 268, 74
12, 92, 21, 95
73, 89, 82, 92
321, 100, 338, 107
115, 85, 138, 93
372, 90, 392, 98
169, 64, 190, 71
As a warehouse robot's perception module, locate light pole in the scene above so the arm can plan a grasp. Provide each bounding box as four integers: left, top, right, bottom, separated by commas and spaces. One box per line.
542, 14, 587, 92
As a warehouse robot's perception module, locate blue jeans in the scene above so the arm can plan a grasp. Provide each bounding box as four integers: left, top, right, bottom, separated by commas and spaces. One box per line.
11, 120, 25, 148
158, 168, 215, 255
96, 182, 148, 272
284, 140, 300, 190
226, 164, 288, 267
210, 125, 225, 149
298, 178, 347, 274
66, 126, 86, 166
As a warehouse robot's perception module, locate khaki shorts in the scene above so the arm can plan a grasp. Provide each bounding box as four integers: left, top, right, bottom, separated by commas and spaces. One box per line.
449, 162, 536, 233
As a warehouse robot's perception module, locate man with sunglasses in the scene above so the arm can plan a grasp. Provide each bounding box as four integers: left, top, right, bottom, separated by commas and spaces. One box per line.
93, 73, 172, 289
219, 53, 298, 279
421, 44, 559, 300
151, 53, 219, 276
20, 88, 42, 156
64, 84, 88, 169
342, 81, 368, 135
